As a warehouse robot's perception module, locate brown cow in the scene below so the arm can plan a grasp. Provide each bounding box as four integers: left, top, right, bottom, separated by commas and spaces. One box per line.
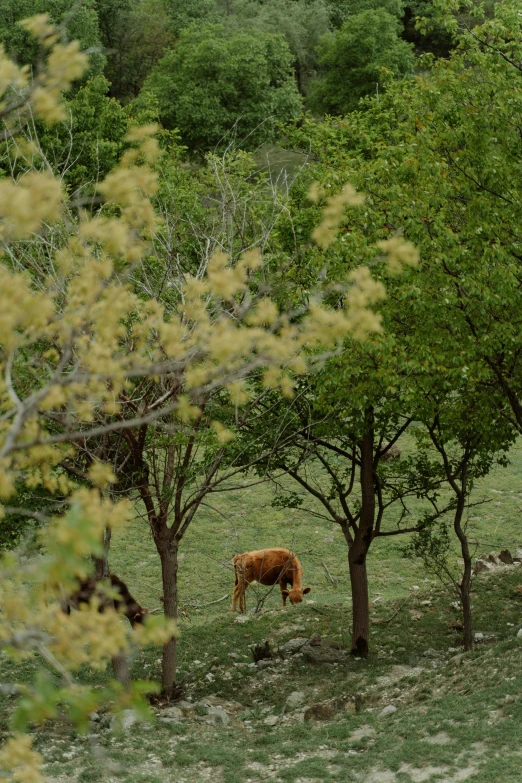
62, 573, 148, 628
232, 548, 311, 613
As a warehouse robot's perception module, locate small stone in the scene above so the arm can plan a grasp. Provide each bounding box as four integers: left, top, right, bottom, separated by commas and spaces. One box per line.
474, 632, 485, 641
205, 706, 230, 727
234, 615, 249, 624
89, 712, 101, 722
422, 648, 439, 658
304, 703, 335, 721
499, 549, 513, 564
111, 709, 138, 732
280, 637, 309, 655
263, 715, 279, 726
301, 636, 347, 665
513, 549, 522, 562
516, 628, 522, 639
285, 691, 306, 710
473, 559, 493, 575
378, 705, 397, 719
162, 706, 184, 721
449, 653, 465, 666
256, 659, 274, 670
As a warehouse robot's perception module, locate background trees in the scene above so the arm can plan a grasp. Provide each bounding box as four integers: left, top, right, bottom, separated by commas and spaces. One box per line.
96, 0, 174, 100
227, 0, 331, 95
310, 9, 415, 114
0, 0, 105, 73
145, 24, 302, 152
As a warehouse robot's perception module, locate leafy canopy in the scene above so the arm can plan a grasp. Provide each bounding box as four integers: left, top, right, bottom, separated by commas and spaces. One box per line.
310, 8, 415, 114
145, 23, 303, 151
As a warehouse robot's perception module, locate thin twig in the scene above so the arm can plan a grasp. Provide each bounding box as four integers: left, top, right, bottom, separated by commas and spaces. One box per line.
182, 594, 229, 609
322, 561, 338, 585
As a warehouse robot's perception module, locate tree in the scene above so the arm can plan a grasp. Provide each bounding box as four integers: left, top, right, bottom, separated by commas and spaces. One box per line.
15, 75, 129, 196
237, 324, 450, 656
310, 9, 415, 114
328, 0, 405, 28
144, 24, 303, 152
227, 0, 331, 95
96, 0, 175, 101
164, 0, 218, 34
0, 0, 105, 74
412, 398, 513, 650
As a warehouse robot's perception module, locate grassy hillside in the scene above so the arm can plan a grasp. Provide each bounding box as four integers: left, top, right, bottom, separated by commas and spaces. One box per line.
3, 565, 522, 783
2, 441, 522, 782
110, 438, 522, 619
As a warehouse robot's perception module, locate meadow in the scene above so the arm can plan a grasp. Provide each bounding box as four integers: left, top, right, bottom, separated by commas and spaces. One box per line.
2, 440, 522, 782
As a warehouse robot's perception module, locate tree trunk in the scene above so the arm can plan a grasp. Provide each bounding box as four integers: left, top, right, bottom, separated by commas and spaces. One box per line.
348, 542, 370, 657
111, 650, 131, 690
295, 60, 303, 95
454, 493, 473, 650
349, 413, 375, 658
93, 525, 112, 580
158, 537, 179, 698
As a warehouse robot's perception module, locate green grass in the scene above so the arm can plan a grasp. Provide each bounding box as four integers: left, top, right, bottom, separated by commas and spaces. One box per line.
109, 437, 522, 619
3, 440, 522, 781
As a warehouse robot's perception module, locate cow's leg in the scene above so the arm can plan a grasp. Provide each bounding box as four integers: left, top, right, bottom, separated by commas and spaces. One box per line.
240, 579, 248, 613
232, 566, 248, 614
279, 580, 288, 606
232, 580, 243, 613
232, 565, 241, 612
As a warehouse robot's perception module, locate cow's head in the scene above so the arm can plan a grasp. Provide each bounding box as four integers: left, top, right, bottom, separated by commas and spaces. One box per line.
127, 605, 149, 627
282, 586, 312, 605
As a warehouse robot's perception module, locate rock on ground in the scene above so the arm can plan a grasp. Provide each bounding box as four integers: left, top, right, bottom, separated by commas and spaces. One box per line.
285, 691, 306, 710
110, 709, 139, 732
280, 637, 309, 656
378, 705, 397, 719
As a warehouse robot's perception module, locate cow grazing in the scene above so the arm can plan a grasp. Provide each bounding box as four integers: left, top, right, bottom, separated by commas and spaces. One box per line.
62, 573, 148, 628
232, 548, 311, 613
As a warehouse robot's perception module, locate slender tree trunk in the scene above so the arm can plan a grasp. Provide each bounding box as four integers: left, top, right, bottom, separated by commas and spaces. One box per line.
349, 413, 375, 658
158, 535, 179, 698
348, 540, 370, 657
112, 650, 131, 689
93, 525, 112, 580
454, 492, 473, 650
295, 60, 303, 95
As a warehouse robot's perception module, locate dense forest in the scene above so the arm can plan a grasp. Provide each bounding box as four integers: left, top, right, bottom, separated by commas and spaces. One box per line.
2, 1, 522, 780
0, 0, 456, 157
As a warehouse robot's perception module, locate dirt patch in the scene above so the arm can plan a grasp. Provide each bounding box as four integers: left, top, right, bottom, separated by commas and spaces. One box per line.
348, 725, 376, 742
399, 764, 450, 781
375, 666, 424, 688
422, 732, 452, 745
361, 769, 397, 783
